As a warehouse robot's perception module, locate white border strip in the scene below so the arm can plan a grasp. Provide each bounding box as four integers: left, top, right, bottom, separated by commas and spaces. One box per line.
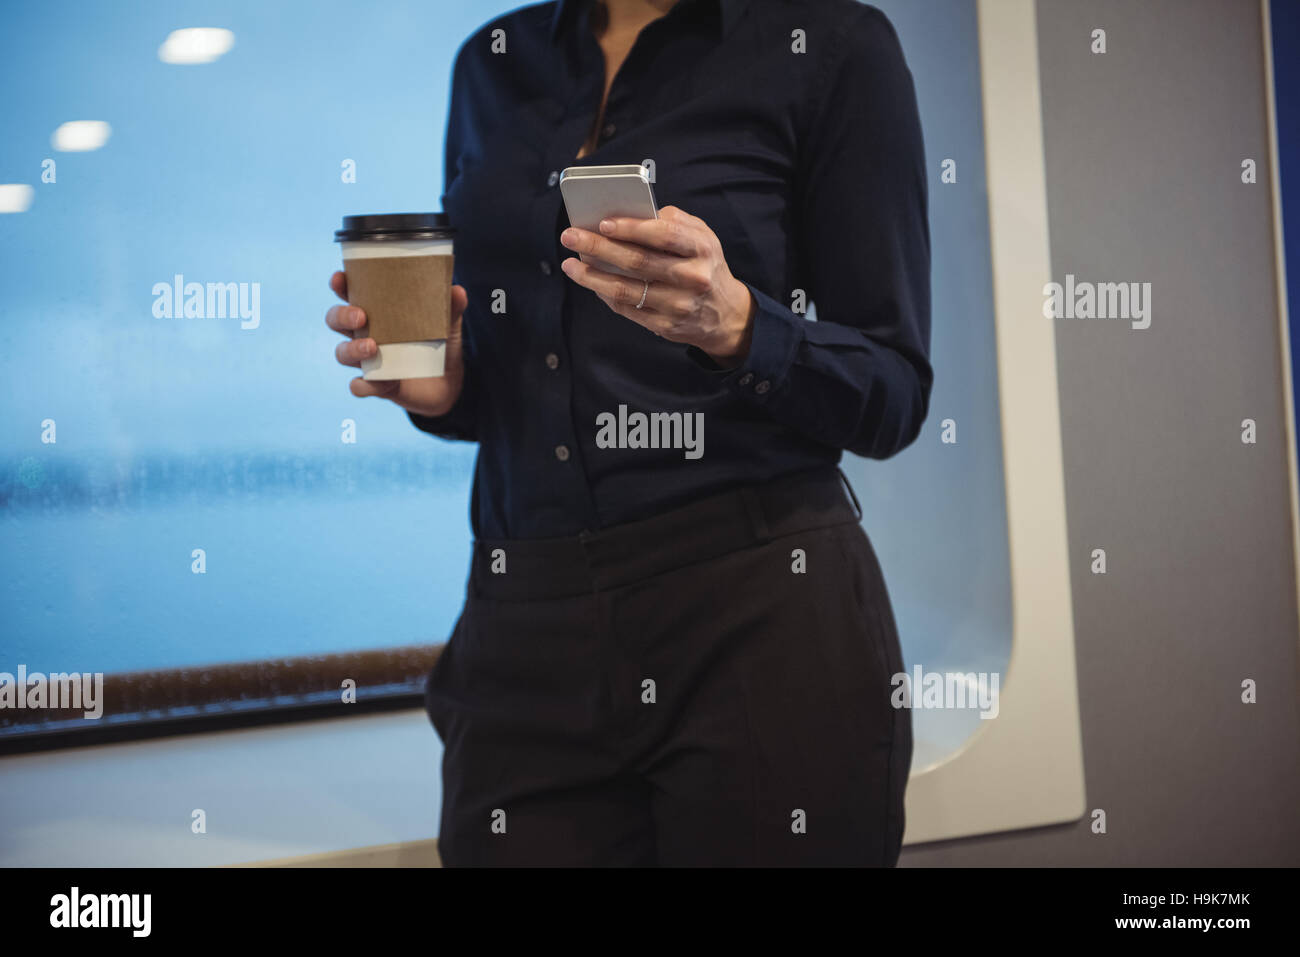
902, 0, 1086, 844
1260, 0, 1300, 645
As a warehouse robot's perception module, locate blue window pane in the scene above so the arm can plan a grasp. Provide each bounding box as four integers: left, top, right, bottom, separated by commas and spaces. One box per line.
0, 0, 512, 672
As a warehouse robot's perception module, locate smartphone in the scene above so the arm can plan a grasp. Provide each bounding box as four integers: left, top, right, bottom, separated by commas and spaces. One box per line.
559, 164, 658, 278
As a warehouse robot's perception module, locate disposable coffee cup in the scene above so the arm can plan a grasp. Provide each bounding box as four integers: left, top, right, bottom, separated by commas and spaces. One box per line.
334, 212, 456, 380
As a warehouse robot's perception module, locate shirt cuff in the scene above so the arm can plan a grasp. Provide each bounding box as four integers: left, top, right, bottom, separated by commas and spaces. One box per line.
685, 280, 804, 401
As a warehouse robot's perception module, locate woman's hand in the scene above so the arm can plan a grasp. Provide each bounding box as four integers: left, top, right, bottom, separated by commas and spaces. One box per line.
325, 271, 469, 417
559, 205, 757, 366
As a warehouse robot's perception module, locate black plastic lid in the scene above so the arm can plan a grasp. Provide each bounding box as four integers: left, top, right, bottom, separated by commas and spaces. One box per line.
335, 212, 454, 242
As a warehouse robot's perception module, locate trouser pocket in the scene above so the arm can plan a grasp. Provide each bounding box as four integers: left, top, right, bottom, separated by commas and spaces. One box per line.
425, 601, 474, 740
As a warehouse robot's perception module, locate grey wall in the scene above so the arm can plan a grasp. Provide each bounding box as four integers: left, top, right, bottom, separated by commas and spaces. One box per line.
902, 0, 1300, 866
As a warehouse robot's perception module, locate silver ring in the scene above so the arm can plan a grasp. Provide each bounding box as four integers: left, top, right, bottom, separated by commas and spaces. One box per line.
635, 280, 649, 310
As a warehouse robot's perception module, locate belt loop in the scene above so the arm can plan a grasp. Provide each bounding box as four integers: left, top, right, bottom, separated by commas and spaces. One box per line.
739, 485, 772, 544
837, 467, 863, 522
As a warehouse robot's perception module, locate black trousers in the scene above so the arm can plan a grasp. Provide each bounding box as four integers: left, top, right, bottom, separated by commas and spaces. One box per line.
424, 468, 911, 867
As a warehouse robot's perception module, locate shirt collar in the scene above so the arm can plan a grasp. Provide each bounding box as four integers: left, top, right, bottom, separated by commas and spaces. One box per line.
549, 0, 752, 44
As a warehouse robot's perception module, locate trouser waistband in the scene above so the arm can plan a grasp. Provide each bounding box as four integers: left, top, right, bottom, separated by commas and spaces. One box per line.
469, 467, 861, 600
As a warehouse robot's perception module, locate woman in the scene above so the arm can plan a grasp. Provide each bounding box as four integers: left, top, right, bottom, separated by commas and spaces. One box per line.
326, 0, 930, 866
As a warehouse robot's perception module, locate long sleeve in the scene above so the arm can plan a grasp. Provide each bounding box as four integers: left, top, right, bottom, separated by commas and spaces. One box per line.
408, 43, 481, 443
407, 359, 478, 440
690, 5, 932, 460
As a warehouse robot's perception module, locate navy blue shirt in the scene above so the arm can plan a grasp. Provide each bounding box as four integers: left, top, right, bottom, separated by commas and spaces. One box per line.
410, 0, 932, 539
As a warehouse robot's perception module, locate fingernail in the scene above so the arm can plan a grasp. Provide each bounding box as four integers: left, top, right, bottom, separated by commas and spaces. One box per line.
351, 308, 365, 326
599, 219, 614, 233
560, 258, 576, 274
560, 228, 576, 246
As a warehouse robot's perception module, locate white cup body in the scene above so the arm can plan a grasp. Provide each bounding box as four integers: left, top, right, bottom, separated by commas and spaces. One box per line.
340, 239, 453, 380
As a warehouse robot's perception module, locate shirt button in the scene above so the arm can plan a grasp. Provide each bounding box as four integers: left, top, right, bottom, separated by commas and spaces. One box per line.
738, 372, 754, 387
540, 260, 553, 276
755, 380, 771, 395
547, 170, 560, 187
545, 352, 560, 370
601, 122, 617, 139
554, 444, 571, 462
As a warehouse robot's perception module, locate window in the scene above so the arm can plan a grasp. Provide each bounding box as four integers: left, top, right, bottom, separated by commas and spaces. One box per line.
1, 1, 1034, 793
0, 0, 503, 749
